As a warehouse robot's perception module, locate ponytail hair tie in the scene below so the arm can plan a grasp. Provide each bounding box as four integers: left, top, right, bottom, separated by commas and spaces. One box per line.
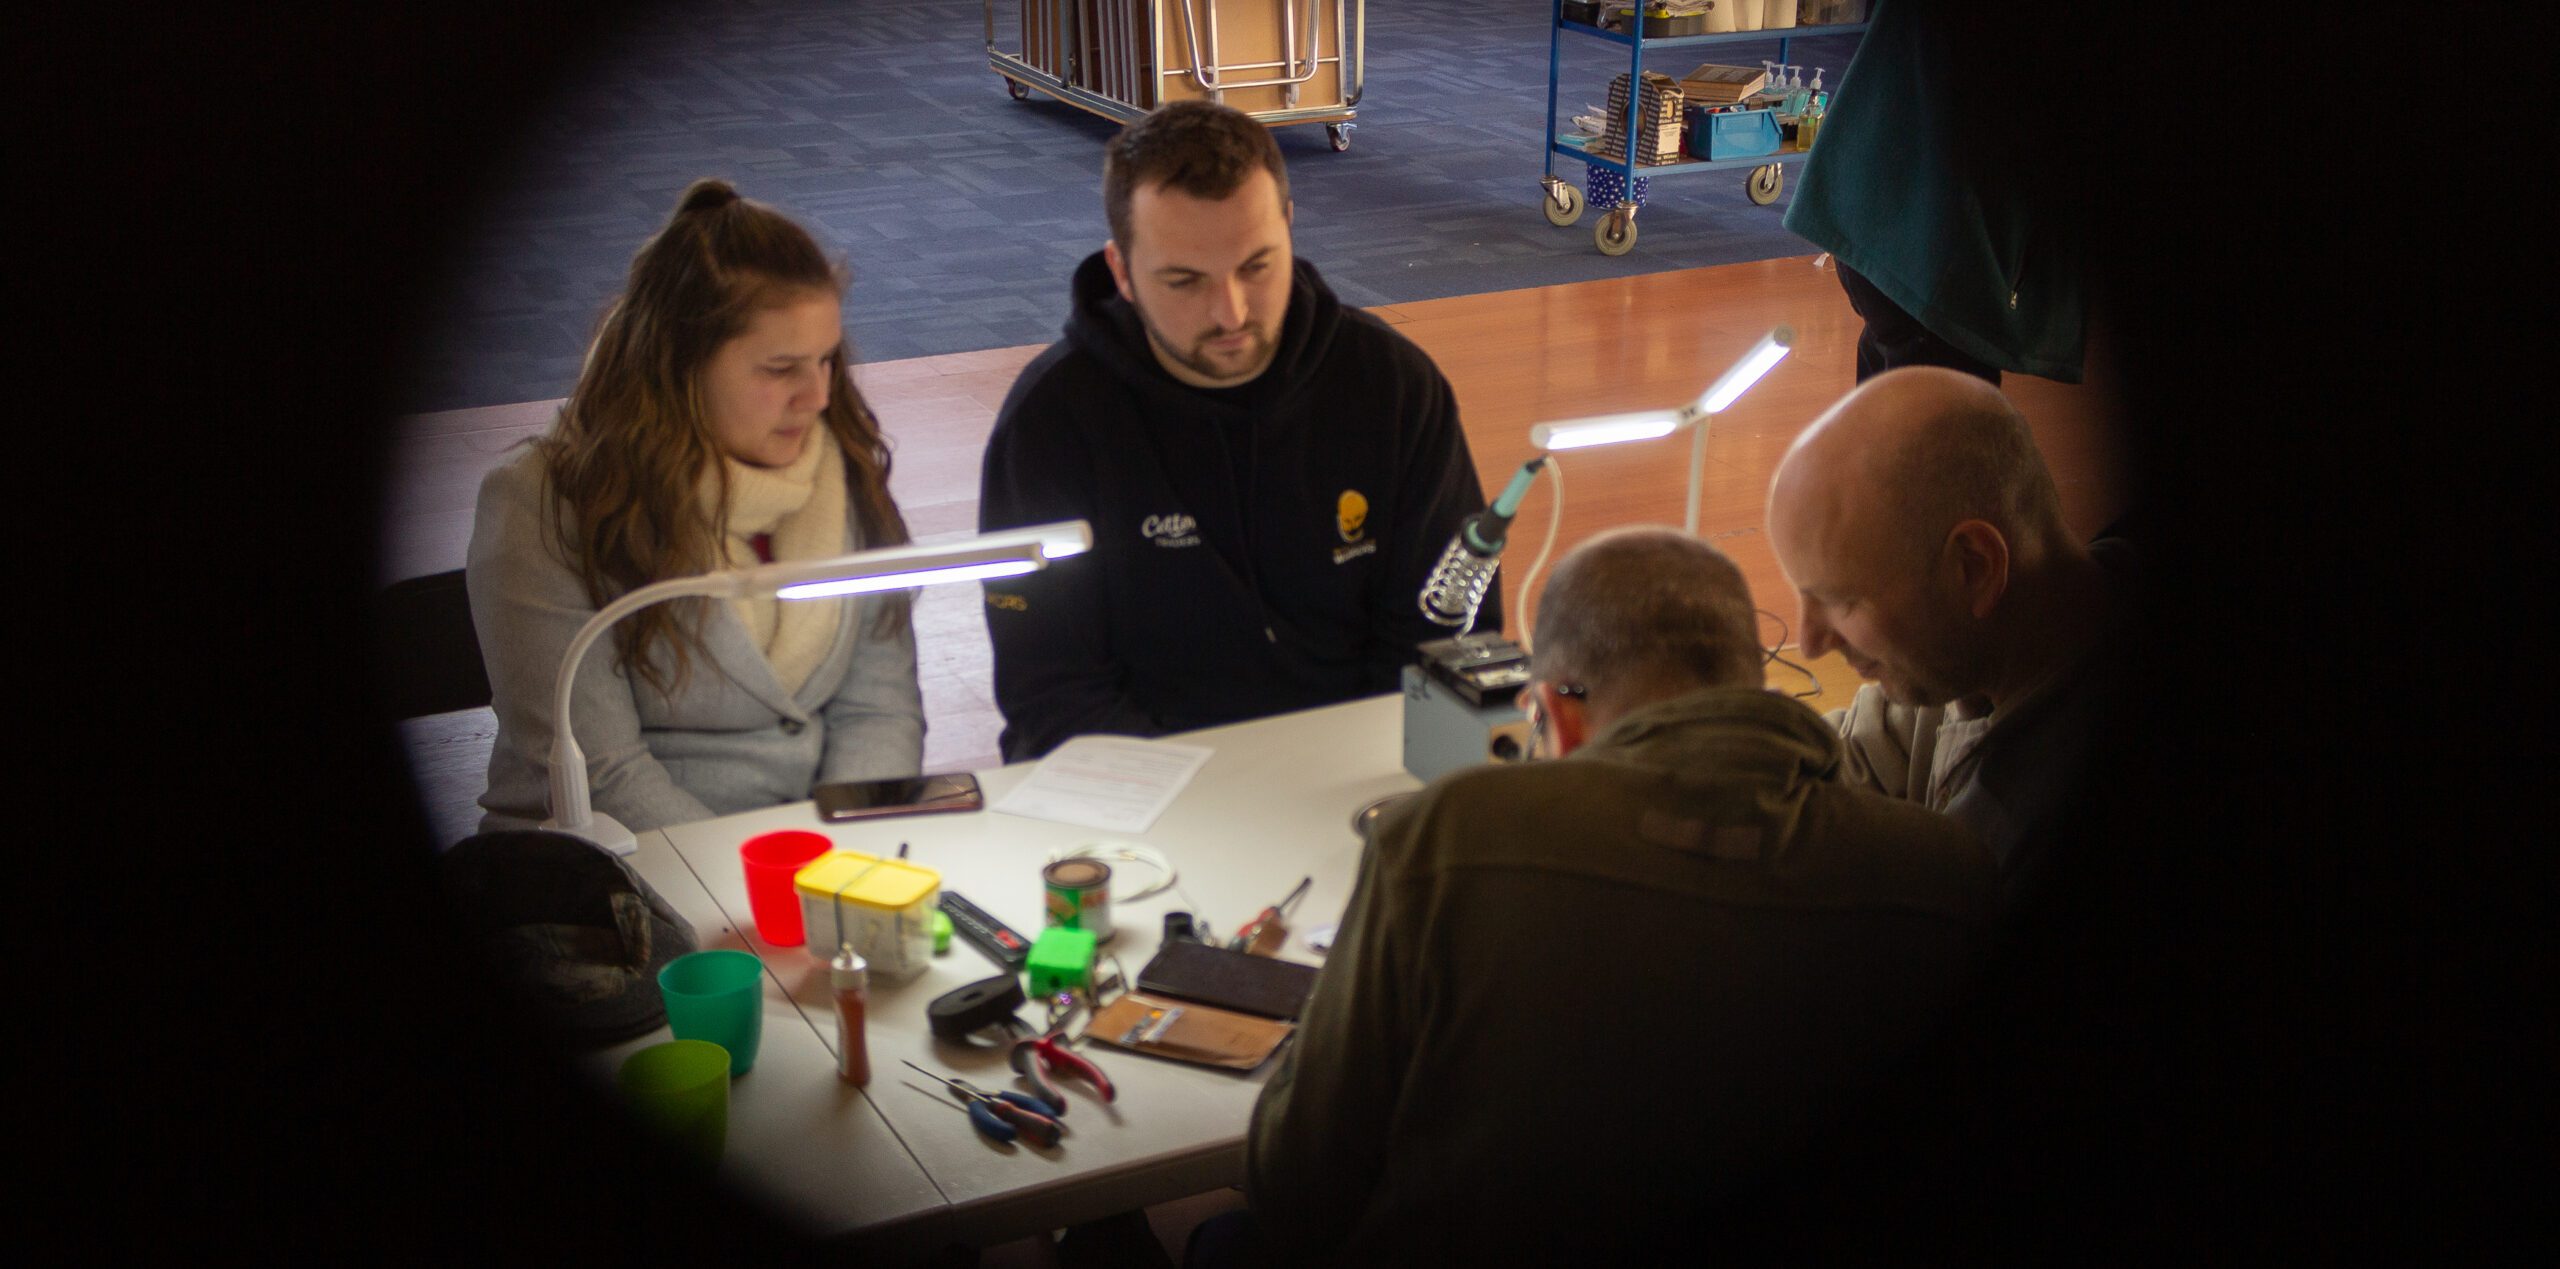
676, 178, 740, 215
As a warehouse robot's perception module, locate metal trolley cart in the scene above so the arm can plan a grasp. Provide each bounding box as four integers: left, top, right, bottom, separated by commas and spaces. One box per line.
987, 0, 1366, 151
1542, 3, 1869, 255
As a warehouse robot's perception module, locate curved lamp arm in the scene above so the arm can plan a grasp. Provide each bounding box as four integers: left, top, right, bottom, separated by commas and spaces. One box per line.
1520, 328, 1793, 534
542, 520, 1093, 854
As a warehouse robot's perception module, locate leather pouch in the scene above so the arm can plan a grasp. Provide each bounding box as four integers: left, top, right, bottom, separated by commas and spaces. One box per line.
1083, 992, 1293, 1072
1134, 939, 1320, 1021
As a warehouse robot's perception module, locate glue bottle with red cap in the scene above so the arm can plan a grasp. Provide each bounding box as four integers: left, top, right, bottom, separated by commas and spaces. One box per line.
831, 949, 871, 1085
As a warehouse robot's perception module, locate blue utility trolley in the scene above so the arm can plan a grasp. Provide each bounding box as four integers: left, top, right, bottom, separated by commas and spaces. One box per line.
1544, 4, 1870, 255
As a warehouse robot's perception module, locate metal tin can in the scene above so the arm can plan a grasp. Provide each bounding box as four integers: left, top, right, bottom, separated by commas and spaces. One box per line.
1041, 858, 1113, 943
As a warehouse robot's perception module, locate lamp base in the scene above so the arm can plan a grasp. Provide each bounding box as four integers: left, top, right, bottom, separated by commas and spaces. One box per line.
539, 810, 638, 858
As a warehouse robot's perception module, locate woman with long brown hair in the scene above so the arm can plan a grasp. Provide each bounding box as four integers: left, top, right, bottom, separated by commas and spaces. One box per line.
467, 179, 921, 833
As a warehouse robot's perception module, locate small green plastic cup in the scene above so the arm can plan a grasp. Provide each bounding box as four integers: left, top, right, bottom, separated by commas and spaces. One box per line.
616, 1038, 731, 1164
658, 949, 765, 1076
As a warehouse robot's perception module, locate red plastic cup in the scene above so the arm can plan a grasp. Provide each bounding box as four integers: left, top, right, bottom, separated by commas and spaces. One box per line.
739, 830, 832, 946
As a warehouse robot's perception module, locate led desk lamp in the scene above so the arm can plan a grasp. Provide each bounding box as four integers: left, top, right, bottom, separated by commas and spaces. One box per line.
1403, 328, 1792, 782
1527, 325, 1794, 536
545, 520, 1094, 856
1421, 327, 1794, 632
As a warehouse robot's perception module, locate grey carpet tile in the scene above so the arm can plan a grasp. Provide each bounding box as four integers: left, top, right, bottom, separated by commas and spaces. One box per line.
398, 0, 1862, 414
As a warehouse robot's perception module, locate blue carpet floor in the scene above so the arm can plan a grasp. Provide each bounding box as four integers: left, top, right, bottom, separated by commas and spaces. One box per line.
399, 0, 1862, 413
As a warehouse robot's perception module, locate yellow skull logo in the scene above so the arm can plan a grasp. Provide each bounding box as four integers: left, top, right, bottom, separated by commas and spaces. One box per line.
1337, 490, 1368, 543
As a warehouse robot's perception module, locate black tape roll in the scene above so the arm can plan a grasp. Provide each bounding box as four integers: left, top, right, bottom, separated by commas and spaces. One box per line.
927, 973, 1025, 1041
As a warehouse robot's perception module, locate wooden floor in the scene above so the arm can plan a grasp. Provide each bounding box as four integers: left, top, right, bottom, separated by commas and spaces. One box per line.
386, 253, 2126, 846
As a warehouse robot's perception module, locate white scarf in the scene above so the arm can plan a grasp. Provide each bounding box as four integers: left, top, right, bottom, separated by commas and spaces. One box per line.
700, 426, 849, 695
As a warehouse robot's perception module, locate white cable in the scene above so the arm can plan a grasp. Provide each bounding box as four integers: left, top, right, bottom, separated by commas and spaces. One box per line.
1512, 454, 1566, 650
1045, 841, 1179, 903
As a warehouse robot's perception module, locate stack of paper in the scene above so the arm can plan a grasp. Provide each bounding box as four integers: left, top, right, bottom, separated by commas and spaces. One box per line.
993, 735, 1213, 833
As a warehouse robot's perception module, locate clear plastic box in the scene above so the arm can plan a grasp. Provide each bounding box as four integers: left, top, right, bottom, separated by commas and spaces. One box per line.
793, 851, 941, 978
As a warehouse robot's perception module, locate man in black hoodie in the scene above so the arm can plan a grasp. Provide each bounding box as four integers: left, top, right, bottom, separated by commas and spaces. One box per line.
979, 100, 1494, 761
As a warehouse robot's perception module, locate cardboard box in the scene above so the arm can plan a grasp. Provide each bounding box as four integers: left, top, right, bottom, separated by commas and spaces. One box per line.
1591, 70, 1684, 166
1678, 61, 1770, 103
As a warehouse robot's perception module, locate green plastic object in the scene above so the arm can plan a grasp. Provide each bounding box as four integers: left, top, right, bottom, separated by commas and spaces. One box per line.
1025, 926, 1099, 996
658, 949, 764, 1076
933, 909, 954, 954
616, 1039, 731, 1164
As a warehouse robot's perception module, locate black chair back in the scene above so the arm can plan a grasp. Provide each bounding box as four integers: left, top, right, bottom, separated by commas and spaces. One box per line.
376, 569, 492, 719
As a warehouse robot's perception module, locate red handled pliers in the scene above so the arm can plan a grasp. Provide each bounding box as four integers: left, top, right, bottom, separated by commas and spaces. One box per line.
1009, 993, 1117, 1106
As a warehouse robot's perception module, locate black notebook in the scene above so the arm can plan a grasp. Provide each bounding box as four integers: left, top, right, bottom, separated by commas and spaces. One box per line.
1134, 940, 1321, 1021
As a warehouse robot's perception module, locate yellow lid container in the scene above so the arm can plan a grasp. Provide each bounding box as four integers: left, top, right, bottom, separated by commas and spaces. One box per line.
793, 851, 939, 910
792, 851, 941, 976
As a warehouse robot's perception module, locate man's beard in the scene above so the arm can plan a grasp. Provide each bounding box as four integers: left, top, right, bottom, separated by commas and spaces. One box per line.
1856, 641, 1982, 711
1132, 296, 1275, 385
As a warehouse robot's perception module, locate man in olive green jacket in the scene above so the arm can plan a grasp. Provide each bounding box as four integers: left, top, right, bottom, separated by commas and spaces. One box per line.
1242, 528, 1997, 1262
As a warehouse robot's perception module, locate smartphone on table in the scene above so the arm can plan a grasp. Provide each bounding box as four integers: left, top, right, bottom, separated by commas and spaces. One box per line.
813, 772, 985, 822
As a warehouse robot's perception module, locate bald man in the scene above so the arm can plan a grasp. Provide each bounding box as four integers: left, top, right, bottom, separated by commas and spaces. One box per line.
1767, 367, 2134, 895
1240, 527, 1994, 1262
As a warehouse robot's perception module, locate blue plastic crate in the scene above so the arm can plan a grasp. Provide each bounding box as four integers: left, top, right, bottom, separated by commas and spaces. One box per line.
1686, 106, 1781, 161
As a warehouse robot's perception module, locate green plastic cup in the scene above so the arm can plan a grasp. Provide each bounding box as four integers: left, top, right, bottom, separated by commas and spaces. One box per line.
616, 1039, 731, 1164
658, 949, 765, 1076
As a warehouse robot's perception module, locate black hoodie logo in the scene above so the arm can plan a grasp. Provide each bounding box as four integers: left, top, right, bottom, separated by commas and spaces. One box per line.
1142, 513, 1201, 548
1333, 490, 1378, 563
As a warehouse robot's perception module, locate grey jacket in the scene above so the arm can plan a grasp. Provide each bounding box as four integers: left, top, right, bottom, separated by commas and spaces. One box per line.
466, 447, 924, 834
1825, 537, 2137, 901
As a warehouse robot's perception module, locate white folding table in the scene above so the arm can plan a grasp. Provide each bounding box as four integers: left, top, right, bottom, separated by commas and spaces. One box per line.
610, 693, 1419, 1249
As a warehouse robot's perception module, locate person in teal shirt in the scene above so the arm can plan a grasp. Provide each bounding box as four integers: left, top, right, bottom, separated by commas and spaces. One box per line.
1783, 0, 2088, 385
